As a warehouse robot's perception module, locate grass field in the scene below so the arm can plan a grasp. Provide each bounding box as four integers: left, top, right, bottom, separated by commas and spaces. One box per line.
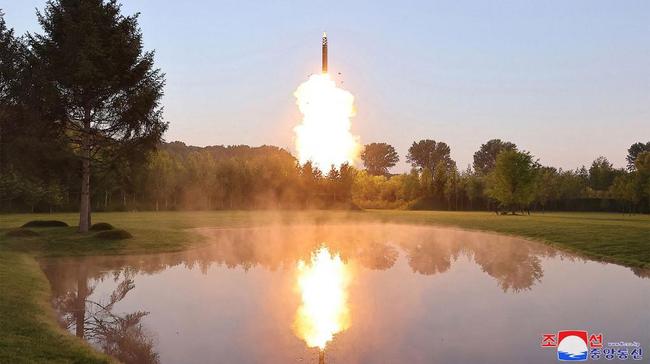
1, 210, 650, 362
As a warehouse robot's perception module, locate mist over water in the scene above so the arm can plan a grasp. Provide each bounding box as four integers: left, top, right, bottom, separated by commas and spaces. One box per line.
39, 224, 650, 364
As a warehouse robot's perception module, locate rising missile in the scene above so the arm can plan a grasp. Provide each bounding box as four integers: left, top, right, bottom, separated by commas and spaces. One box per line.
322, 32, 328, 74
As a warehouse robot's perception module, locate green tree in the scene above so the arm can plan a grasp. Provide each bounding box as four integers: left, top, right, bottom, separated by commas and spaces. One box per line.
419, 168, 434, 197
610, 173, 642, 213
556, 169, 587, 207
626, 142, 650, 170
43, 181, 65, 212
533, 167, 560, 211
147, 150, 176, 210
463, 171, 484, 210
401, 169, 422, 202
30, 0, 167, 231
588, 156, 619, 191
473, 139, 517, 175
360, 142, 399, 176
485, 150, 535, 213
21, 178, 46, 212
406, 139, 455, 174
0, 10, 23, 113
432, 160, 450, 198
0, 12, 22, 207
443, 167, 460, 210
634, 151, 650, 207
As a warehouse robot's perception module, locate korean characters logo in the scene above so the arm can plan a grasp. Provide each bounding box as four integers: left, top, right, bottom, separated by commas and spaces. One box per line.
541, 330, 643, 361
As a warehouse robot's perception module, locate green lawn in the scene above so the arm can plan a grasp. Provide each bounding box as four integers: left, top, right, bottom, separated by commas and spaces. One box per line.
0, 251, 113, 363
1, 210, 649, 362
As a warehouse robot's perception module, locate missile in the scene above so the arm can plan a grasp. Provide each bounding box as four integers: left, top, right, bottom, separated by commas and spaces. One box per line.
322, 32, 328, 74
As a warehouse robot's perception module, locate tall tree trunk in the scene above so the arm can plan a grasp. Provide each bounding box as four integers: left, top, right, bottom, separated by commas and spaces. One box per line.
78, 150, 91, 231
79, 111, 91, 232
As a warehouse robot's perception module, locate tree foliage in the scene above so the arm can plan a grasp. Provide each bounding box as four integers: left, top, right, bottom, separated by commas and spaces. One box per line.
485, 150, 535, 212
473, 139, 517, 175
627, 142, 650, 170
588, 156, 620, 191
360, 142, 399, 176
406, 139, 455, 173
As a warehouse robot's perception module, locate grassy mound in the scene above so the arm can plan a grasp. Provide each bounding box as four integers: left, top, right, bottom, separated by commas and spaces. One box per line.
94, 229, 132, 240
5, 228, 40, 237
21, 220, 68, 228
89, 222, 114, 231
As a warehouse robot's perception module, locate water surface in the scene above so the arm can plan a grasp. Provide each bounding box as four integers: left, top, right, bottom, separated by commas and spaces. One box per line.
40, 224, 650, 363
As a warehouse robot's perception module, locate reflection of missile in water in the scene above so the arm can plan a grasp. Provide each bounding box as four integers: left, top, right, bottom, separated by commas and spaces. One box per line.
319, 350, 325, 364
322, 32, 328, 74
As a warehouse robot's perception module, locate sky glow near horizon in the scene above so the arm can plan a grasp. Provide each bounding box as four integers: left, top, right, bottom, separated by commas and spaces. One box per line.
3, 0, 649, 171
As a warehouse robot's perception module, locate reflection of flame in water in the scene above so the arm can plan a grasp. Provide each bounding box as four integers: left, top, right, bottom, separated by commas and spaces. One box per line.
293, 74, 360, 171
294, 246, 350, 350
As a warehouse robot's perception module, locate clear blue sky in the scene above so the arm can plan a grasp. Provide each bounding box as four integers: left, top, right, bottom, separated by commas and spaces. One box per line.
3, 0, 649, 171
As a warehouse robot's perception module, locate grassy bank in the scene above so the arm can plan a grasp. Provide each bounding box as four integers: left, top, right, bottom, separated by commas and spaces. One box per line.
1, 210, 649, 362
0, 251, 112, 363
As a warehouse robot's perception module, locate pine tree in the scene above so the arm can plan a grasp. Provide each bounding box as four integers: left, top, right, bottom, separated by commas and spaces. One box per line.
29, 0, 167, 231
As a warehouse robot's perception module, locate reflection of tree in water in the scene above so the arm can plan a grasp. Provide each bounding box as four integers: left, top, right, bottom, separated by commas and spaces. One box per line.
471, 242, 543, 292
47, 264, 159, 364
397, 228, 547, 292
356, 242, 398, 270
403, 238, 462, 275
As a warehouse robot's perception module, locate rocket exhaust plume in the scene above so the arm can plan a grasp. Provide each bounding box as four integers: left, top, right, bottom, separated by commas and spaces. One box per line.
293, 246, 351, 351
293, 33, 360, 171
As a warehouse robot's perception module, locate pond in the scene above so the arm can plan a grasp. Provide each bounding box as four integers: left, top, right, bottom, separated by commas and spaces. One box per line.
40, 224, 650, 364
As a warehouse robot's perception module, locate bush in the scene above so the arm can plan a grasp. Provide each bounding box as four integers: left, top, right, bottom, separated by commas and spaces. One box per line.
21, 220, 68, 228
5, 228, 40, 237
90, 222, 114, 231
95, 229, 132, 240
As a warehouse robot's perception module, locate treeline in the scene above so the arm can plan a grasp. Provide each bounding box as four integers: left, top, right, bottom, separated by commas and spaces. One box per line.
356, 139, 650, 213
2, 137, 650, 213
0, 141, 359, 211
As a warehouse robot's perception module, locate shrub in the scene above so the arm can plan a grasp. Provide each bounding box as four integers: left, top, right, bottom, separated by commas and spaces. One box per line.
90, 222, 114, 231
5, 228, 40, 237
21, 220, 68, 228
95, 229, 132, 240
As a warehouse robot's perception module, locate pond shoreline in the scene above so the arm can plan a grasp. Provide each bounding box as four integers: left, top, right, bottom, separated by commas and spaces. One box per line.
1, 210, 649, 362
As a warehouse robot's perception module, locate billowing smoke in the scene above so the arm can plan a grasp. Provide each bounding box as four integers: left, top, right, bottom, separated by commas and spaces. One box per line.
293, 74, 360, 171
